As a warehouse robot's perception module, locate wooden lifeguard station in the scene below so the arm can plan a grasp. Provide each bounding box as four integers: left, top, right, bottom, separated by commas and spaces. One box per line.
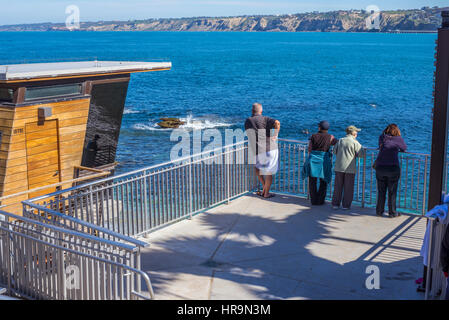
0, 60, 171, 214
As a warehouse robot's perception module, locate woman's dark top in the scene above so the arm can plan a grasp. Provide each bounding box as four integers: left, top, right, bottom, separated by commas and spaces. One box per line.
376, 134, 407, 167
309, 131, 337, 152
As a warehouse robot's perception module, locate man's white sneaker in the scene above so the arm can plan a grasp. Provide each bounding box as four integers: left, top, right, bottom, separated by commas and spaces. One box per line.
332, 206, 339, 210
342, 207, 350, 210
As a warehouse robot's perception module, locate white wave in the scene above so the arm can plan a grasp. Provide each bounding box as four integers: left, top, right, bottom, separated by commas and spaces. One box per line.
132, 123, 171, 131
124, 108, 141, 114
132, 114, 234, 132
178, 114, 233, 130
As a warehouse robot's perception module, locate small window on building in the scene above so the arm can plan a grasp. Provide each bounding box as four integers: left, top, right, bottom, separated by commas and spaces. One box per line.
24, 83, 82, 101
0, 88, 14, 102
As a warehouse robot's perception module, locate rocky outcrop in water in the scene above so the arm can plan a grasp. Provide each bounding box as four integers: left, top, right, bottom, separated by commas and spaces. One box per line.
0, 7, 446, 32
157, 118, 185, 129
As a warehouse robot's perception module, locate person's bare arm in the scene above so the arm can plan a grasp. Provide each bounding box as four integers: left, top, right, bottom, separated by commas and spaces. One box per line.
330, 135, 338, 145
271, 120, 280, 141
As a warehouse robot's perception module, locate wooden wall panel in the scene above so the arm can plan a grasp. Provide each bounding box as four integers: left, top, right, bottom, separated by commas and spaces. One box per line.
0, 107, 15, 189
0, 98, 90, 215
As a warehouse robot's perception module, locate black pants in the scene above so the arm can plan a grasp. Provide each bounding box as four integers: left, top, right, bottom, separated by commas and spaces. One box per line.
309, 177, 328, 205
332, 172, 355, 209
376, 165, 400, 216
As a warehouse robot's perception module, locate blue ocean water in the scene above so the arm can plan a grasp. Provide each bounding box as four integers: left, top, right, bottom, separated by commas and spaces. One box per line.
0, 32, 436, 172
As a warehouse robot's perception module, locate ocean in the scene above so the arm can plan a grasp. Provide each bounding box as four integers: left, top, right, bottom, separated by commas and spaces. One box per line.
0, 31, 436, 173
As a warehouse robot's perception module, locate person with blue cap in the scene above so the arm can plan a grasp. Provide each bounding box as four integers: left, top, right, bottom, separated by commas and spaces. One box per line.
302, 120, 337, 205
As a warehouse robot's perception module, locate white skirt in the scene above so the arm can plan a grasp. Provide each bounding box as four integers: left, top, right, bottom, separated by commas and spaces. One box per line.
255, 149, 279, 175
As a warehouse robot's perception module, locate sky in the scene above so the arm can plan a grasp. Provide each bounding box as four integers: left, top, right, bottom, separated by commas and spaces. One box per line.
0, 0, 448, 25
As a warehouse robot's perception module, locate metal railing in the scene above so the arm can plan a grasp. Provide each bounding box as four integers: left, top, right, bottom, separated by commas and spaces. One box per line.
24, 141, 258, 238
23, 139, 436, 241
0, 210, 154, 300
22, 198, 151, 246
0, 166, 112, 215
273, 139, 431, 215
9, 137, 449, 300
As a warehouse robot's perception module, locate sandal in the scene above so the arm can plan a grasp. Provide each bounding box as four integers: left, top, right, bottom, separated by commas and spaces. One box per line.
263, 193, 275, 198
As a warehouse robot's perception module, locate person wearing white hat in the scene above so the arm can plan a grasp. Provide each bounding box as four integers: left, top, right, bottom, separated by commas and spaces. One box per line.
331, 125, 365, 210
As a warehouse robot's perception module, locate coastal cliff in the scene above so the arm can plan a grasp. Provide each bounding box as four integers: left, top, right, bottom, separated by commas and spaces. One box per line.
0, 7, 447, 32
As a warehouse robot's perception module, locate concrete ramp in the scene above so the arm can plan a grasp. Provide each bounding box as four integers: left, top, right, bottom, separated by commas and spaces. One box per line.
141, 194, 426, 300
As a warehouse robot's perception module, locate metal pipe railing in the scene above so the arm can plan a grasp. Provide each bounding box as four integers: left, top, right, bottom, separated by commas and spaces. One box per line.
24, 142, 257, 238
21, 202, 149, 247
23, 139, 438, 240
11, 138, 449, 300
0, 210, 153, 300
273, 139, 433, 215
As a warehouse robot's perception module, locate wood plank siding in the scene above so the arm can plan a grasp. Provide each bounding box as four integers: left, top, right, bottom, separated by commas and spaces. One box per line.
0, 98, 90, 213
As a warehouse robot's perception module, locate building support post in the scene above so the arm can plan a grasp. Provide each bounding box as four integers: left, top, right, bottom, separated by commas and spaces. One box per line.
428, 11, 449, 211
424, 11, 449, 298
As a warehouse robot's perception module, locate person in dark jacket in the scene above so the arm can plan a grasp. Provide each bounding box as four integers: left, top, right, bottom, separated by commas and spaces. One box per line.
441, 225, 449, 300
375, 124, 407, 218
306, 121, 337, 205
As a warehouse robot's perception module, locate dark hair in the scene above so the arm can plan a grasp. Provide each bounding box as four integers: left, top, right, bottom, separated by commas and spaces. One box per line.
383, 124, 401, 137
318, 120, 330, 131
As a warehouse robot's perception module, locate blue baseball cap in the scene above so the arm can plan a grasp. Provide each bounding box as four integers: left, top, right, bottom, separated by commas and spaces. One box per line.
318, 121, 330, 130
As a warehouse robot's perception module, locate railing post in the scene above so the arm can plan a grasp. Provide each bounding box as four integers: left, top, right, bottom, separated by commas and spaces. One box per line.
188, 159, 193, 219
143, 172, 149, 231
57, 231, 67, 300
227, 147, 230, 204
428, 11, 449, 212
422, 155, 429, 216
361, 151, 367, 208
5, 230, 12, 296
136, 249, 141, 294
425, 219, 434, 300
89, 185, 95, 225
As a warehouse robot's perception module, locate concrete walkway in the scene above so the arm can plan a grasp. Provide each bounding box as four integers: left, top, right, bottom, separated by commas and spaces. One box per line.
140, 194, 426, 300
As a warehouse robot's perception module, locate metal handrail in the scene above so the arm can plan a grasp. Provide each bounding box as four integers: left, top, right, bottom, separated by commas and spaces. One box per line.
275, 138, 432, 214
0, 225, 154, 300
24, 141, 257, 237
21, 202, 148, 248
27, 140, 248, 202
25, 138, 431, 203
26, 138, 430, 204
0, 210, 138, 251
0, 209, 154, 300
14, 137, 445, 299
277, 138, 430, 156
0, 169, 111, 203
24, 138, 435, 240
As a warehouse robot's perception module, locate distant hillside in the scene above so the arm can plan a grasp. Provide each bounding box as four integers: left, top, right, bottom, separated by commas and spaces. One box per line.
0, 7, 447, 32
